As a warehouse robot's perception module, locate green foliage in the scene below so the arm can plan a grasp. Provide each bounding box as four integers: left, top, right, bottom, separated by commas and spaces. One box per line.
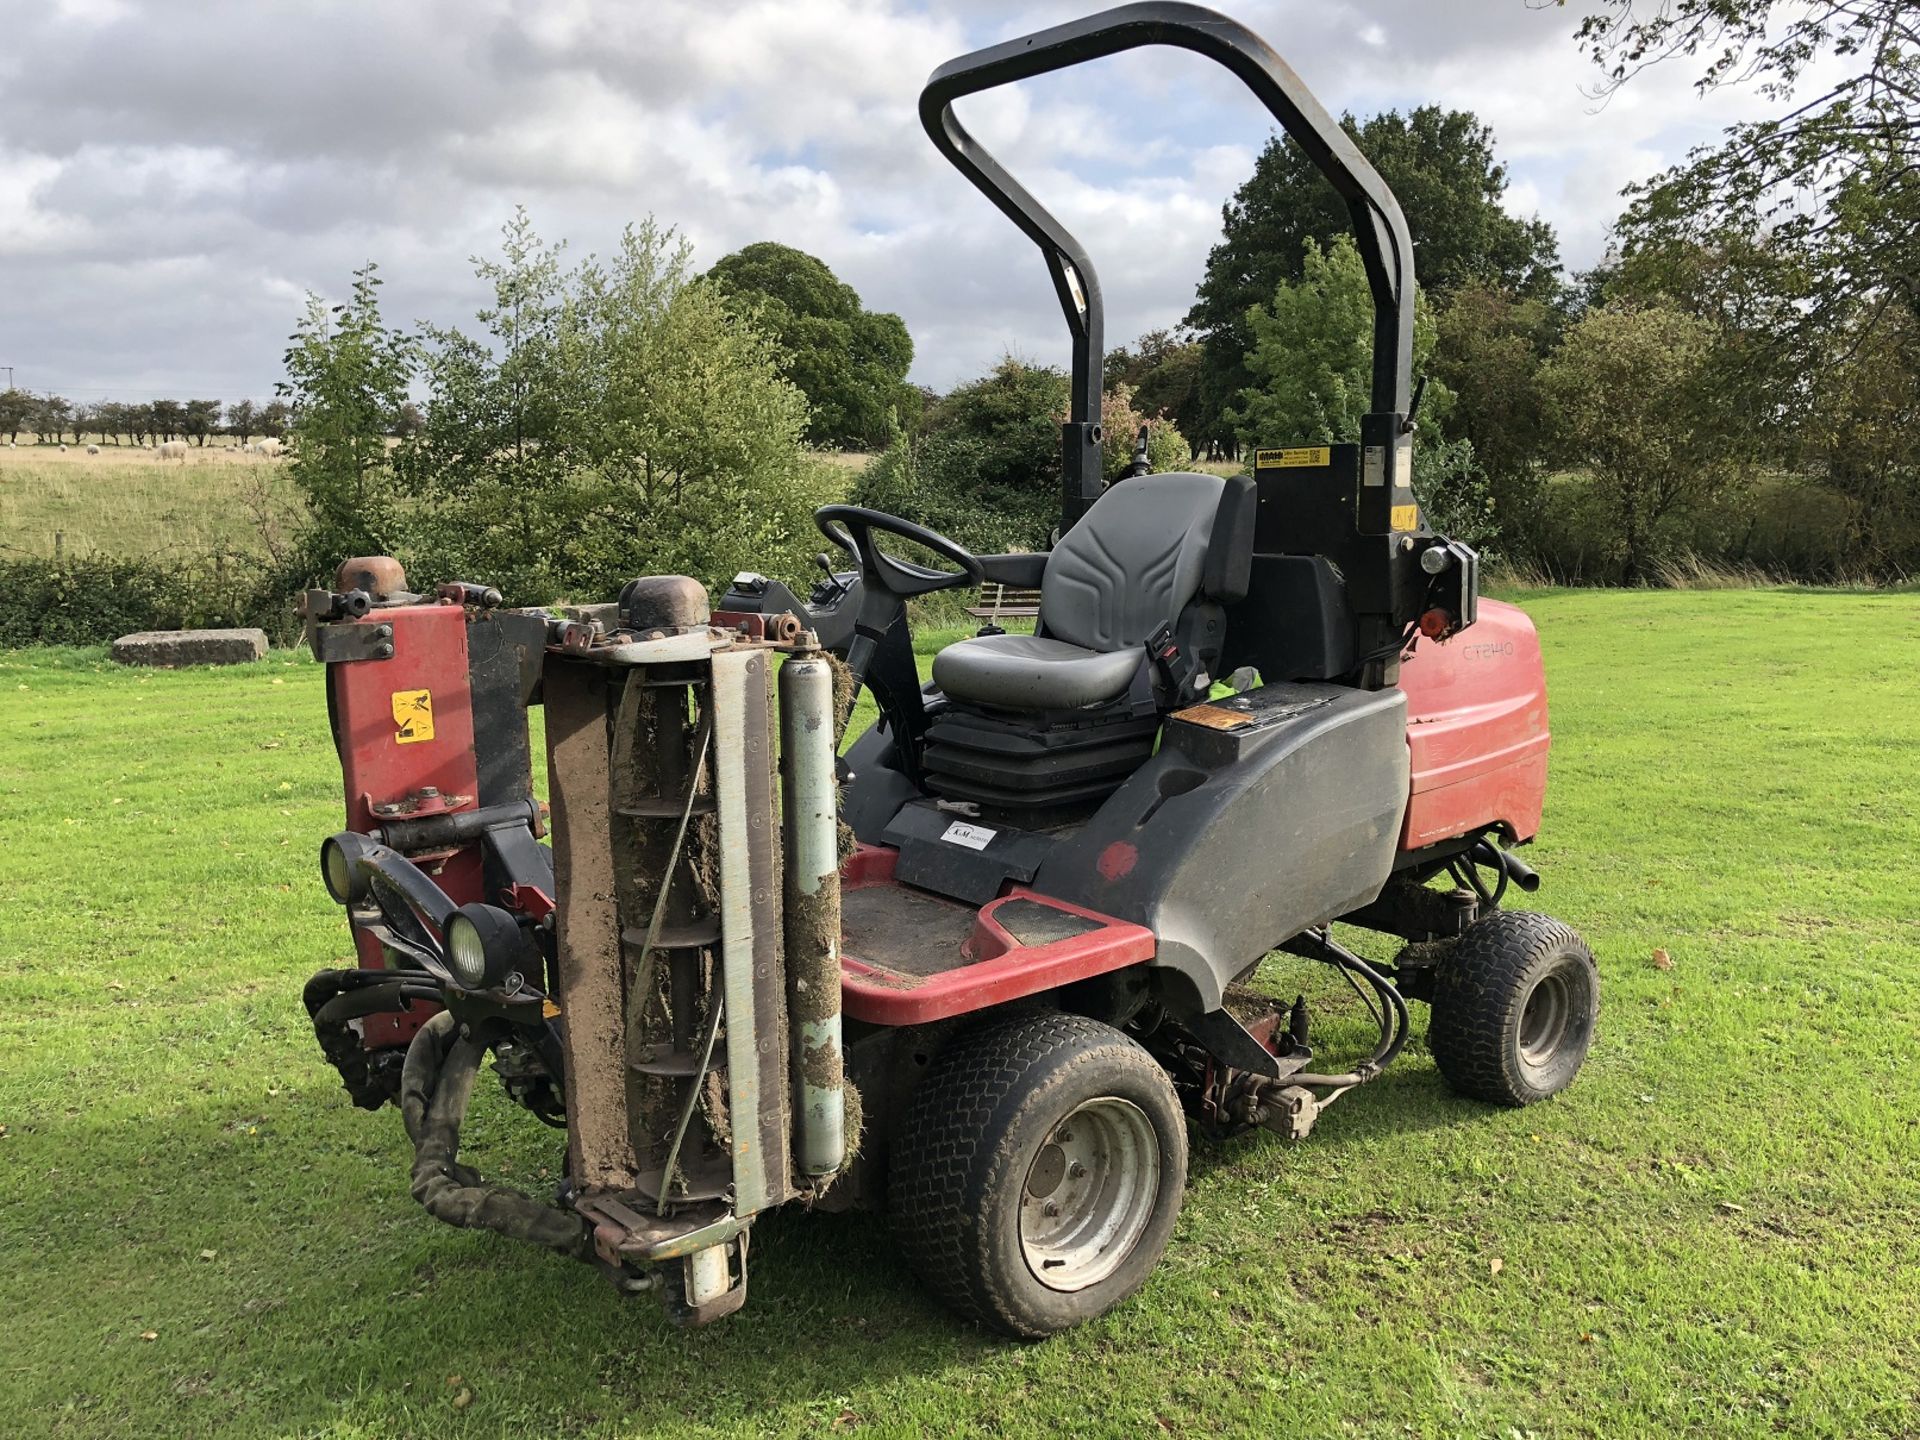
0, 388, 33, 443
1433, 282, 1562, 538
707, 241, 915, 449
278, 262, 415, 570
1187, 106, 1561, 442
0, 551, 292, 646
1229, 236, 1497, 548
1571, 0, 1916, 352
400, 216, 831, 602
855, 359, 1067, 552
1230, 235, 1400, 446
1539, 301, 1743, 582
1799, 303, 1920, 575
856, 359, 1192, 552
1106, 329, 1205, 443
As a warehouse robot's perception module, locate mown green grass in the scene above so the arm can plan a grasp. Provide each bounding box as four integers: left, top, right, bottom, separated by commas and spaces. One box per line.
2, 590, 1917, 1438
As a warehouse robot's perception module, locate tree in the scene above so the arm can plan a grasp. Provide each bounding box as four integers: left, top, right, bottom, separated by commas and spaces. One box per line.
402, 208, 579, 593
707, 242, 916, 450
34, 395, 72, 445
397, 216, 831, 601
855, 358, 1190, 553
1433, 283, 1562, 537
1229, 236, 1496, 547
279, 262, 415, 564
226, 399, 257, 445
1187, 107, 1562, 444
1230, 236, 1404, 448
150, 399, 184, 443
183, 399, 222, 446
1800, 303, 1920, 576
258, 400, 291, 438
0, 389, 33, 444
1560, 0, 1917, 347
1106, 329, 1206, 449
1538, 302, 1740, 582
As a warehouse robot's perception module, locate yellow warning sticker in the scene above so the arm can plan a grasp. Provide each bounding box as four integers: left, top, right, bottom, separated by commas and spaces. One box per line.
391, 689, 434, 744
1255, 446, 1331, 469
1390, 503, 1422, 532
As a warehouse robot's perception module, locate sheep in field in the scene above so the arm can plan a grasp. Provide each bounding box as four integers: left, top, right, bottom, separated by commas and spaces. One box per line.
86, 445, 100, 455
253, 438, 284, 459
157, 440, 189, 462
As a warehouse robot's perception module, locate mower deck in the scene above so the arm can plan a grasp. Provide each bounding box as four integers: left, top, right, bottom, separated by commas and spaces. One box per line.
839, 845, 1154, 1025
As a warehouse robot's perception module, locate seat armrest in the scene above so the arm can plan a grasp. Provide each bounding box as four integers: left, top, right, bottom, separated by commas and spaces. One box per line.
1203, 474, 1257, 603
977, 552, 1048, 589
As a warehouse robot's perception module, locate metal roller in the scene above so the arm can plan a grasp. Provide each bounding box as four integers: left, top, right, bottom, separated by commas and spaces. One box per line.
778, 651, 845, 1176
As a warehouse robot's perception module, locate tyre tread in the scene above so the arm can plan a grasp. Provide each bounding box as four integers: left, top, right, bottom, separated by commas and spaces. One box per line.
1429, 910, 1595, 1106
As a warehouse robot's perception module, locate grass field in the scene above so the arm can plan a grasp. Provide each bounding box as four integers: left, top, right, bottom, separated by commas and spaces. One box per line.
2, 590, 1917, 1438
0, 445, 296, 563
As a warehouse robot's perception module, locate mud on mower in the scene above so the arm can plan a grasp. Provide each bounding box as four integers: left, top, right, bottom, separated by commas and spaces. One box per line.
300, 4, 1597, 1338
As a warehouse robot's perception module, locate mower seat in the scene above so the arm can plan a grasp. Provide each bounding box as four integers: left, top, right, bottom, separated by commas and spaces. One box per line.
933, 471, 1254, 713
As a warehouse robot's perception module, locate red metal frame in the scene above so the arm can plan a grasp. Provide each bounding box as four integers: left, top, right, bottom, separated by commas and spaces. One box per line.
838, 845, 1154, 1025
329, 603, 482, 1045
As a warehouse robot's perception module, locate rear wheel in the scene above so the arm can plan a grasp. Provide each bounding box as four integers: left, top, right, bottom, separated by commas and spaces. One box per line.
1429, 911, 1598, 1106
888, 1011, 1187, 1338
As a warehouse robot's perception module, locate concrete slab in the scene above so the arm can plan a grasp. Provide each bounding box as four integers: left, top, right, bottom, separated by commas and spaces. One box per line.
111, 629, 269, 667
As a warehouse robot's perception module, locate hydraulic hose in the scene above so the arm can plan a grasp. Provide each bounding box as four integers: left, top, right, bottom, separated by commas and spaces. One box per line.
1288, 944, 1410, 1088
400, 1012, 597, 1263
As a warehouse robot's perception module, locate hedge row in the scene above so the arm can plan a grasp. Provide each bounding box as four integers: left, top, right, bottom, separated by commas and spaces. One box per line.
0, 553, 301, 649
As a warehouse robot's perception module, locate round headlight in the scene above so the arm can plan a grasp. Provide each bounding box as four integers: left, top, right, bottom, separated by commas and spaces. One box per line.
445, 911, 491, 989
320, 836, 359, 904
1419, 543, 1453, 576
443, 903, 527, 991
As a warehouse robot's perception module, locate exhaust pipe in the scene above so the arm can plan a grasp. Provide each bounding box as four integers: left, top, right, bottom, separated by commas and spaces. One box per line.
1473, 839, 1541, 892
779, 652, 845, 1176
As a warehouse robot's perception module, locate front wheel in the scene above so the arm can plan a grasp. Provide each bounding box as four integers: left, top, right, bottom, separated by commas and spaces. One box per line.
1428, 911, 1598, 1106
888, 1011, 1187, 1338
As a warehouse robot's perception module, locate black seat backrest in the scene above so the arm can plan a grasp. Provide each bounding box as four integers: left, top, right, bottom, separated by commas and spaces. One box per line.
1039, 472, 1255, 652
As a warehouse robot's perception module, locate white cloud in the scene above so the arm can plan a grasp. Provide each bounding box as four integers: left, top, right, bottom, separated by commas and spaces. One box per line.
0, 0, 1792, 401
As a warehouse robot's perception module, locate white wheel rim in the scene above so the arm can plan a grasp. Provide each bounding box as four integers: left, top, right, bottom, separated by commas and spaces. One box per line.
1018, 1096, 1160, 1293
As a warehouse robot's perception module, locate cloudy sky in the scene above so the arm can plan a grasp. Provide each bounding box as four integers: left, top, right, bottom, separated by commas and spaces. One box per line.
0, 0, 1788, 408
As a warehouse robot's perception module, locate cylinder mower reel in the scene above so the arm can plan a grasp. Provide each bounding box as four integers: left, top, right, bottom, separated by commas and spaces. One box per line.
295, 2, 1596, 1339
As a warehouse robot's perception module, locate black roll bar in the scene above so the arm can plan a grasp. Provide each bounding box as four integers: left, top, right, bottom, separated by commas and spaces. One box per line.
920, 2, 1417, 527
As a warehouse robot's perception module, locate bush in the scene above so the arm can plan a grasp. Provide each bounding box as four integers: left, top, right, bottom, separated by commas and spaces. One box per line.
854, 359, 1193, 553
0, 551, 296, 648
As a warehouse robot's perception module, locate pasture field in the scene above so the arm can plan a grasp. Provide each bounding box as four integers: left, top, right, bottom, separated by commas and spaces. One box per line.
0, 445, 297, 563
0, 591, 1916, 1438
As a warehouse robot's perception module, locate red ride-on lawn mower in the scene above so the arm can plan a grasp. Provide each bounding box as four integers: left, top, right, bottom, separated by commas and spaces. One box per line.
301, 3, 1597, 1338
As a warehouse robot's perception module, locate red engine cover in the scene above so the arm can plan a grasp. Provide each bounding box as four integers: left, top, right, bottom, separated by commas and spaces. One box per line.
328, 603, 483, 1044
1396, 598, 1549, 850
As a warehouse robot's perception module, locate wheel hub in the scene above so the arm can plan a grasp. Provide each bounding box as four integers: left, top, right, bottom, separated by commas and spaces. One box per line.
1019, 1096, 1159, 1293
1517, 969, 1572, 1071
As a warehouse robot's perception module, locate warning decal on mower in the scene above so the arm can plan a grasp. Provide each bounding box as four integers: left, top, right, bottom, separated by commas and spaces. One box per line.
391, 689, 435, 744
940, 820, 997, 851
1254, 446, 1330, 469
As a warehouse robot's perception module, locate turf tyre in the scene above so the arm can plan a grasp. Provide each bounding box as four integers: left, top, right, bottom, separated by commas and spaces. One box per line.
1429, 911, 1597, 1106
888, 1010, 1187, 1338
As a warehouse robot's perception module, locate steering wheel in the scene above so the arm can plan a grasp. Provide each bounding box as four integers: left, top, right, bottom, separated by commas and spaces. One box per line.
815, 505, 985, 598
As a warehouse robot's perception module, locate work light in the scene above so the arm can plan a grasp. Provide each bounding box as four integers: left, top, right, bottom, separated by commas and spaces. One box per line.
319, 835, 365, 904
443, 903, 527, 991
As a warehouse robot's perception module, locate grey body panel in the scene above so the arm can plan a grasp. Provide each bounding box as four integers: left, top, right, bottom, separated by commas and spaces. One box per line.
1032, 683, 1410, 1013
932, 633, 1143, 710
